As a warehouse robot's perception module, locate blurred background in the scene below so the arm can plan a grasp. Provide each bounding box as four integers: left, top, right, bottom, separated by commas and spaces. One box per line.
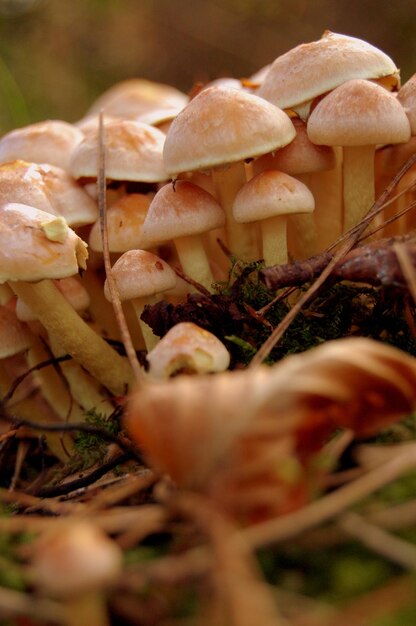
0, 0, 415, 133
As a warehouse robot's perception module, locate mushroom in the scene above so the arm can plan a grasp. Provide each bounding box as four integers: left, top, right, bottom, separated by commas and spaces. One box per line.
1, 202, 134, 395
32, 521, 122, 626
258, 31, 400, 120
163, 86, 296, 261
0, 120, 83, 171
307, 79, 410, 231
146, 322, 230, 379
233, 170, 315, 266
142, 180, 225, 291
253, 117, 337, 257
88, 193, 154, 253
104, 249, 177, 352
0, 160, 98, 228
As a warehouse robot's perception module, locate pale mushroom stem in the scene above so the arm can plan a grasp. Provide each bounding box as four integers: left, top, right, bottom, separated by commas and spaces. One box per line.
48, 335, 115, 418
288, 173, 318, 260
260, 215, 288, 267
343, 145, 375, 232
64, 591, 110, 626
308, 146, 343, 251
212, 162, 259, 261
10, 280, 134, 396
130, 295, 160, 353
174, 234, 214, 292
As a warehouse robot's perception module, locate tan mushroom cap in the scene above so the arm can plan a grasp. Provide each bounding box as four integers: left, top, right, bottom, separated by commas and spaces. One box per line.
258, 31, 400, 114
89, 193, 154, 252
143, 180, 225, 243
33, 521, 122, 597
0, 304, 32, 358
146, 322, 230, 378
163, 86, 296, 176
0, 120, 83, 171
253, 117, 335, 176
85, 78, 188, 120
0, 161, 98, 228
69, 119, 168, 182
397, 73, 416, 135
104, 250, 176, 302
233, 170, 315, 223
0, 203, 88, 284
307, 79, 411, 146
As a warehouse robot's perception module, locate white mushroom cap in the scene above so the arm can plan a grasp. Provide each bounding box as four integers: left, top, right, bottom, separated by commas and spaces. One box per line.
0, 203, 88, 283
69, 119, 168, 182
104, 249, 177, 302
307, 79, 411, 147
233, 170, 315, 223
163, 86, 296, 176
0, 120, 83, 171
0, 161, 98, 228
142, 180, 225, 243
146, 322, 230, 378
258, 31, 400, 114
85, 78, 188, 120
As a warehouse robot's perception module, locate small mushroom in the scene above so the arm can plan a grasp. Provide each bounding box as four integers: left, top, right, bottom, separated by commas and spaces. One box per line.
146, 322, 230, 379
104, 249, 177, 352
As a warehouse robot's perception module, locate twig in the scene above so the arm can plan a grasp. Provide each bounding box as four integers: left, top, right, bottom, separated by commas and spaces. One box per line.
261, 234, 416, 290
33, 452, 132, 498
242, 442, 416, 549
338, 511, 416, 570
98, 111, 143, 384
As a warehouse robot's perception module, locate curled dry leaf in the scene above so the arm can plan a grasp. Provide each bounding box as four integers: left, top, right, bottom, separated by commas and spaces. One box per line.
125, 337, 416, 523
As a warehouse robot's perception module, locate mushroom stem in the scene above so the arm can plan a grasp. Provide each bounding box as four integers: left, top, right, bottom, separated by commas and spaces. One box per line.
64, 591, 110, 626
212, 162, 259, 261
343, 145, 375, 232
130, 295, 159, 352
287, 173, 318, 260
260, 215, 288, 267
174, 234, 214, 292
10, 280, 134, 396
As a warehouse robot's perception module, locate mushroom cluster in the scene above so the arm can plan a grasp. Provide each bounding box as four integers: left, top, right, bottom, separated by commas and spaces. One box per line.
0, 29, 415, 458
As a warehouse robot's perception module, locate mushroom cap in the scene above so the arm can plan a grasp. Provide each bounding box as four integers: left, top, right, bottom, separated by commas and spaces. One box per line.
0, 305, 32, 358
0, 120, 83, 171
142, 180, 225, 243
69, 119, 168, 182
253, 117, 335, 176
397, 73, 416, 135
104, 249, 177, 302
307, 79, 411, 146
146, 322, 230, 378
33, 521, 122, 597
0, 203, 88, 283
258, 31, 400, 113
85, 78, 188, 120
0, 161, 98, 228
163, 86, 296, 176
89, 193, 153, 252
233, 170, 315, 223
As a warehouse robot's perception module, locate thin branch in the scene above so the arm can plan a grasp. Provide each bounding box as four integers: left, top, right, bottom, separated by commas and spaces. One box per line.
98, 111, 144, 384
393, 241, 416, 305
